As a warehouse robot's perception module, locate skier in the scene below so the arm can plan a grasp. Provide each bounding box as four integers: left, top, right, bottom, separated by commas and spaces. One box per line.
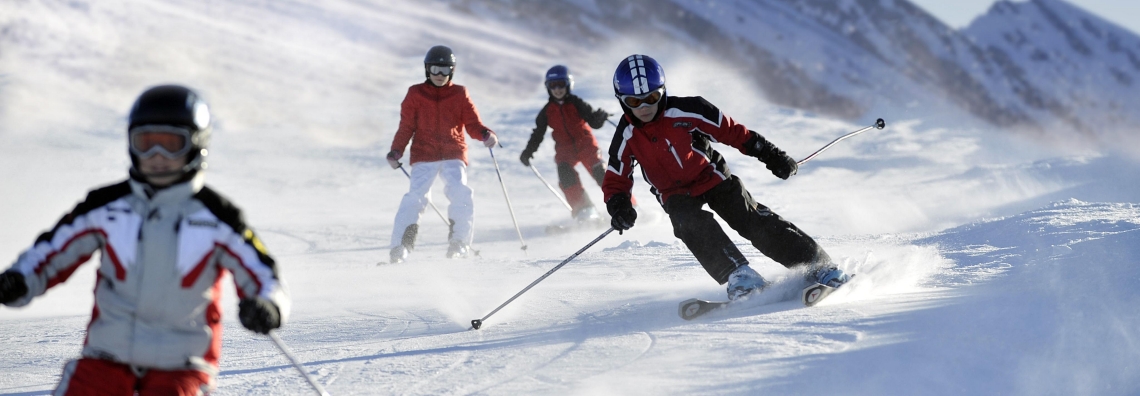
602, 55, 849, 301
0, 85, 289, 395
519, 65, 626, 221
387, 45, 499, 263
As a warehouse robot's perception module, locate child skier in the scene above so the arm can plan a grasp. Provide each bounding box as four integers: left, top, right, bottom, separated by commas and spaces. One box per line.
387, 45, 498, 263
0, 85, 290, 395
602, 55, 849, 301
519, 65, 618, 221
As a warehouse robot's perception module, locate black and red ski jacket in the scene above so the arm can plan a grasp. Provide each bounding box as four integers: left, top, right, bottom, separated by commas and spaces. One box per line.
602, 96, 772, 205
523, 94, 609, 164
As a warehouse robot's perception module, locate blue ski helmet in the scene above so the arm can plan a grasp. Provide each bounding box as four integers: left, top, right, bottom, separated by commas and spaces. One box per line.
613, 54, 665, 98
613, 55, 667, 123
545, 65, 573, 93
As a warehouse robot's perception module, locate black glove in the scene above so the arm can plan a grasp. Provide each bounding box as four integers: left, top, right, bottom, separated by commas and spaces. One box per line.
239, 297, 281, 335
0, 272, 28, 304
746, 133, 798, 180
606, 193, 637, 231
766, 152, 798, 180
520, 149, 535, 167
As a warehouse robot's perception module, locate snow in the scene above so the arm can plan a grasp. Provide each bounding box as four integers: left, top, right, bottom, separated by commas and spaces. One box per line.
2, 0, 1139, 395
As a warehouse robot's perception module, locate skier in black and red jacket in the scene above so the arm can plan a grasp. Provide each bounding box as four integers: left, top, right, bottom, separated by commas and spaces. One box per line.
601, 55, 849, 301
520, 65, 632, 222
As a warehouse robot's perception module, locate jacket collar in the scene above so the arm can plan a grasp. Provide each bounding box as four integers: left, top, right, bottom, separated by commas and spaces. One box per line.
129, 171, 205, 205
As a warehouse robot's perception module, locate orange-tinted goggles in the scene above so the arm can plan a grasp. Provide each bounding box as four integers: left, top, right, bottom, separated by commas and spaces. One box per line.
617, 88, 664, 109
129, 125, 191, 159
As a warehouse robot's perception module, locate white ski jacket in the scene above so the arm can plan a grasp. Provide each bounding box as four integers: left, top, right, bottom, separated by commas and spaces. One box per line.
2, 174, 289, 375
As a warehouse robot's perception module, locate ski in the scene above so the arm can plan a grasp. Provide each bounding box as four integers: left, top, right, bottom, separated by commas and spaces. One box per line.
679, 298, 731, 320
803, 274, 856, 307
678, 274, 855, 320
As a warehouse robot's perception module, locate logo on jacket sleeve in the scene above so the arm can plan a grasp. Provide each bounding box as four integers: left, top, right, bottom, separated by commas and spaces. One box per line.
673, 121, 693, 129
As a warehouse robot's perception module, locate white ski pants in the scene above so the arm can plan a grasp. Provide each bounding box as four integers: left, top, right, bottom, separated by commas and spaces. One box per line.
390, 159, 474, 247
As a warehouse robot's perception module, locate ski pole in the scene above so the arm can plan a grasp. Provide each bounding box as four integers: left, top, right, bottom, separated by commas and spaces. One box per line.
488, 147, 528, 254
529, 164, 573, 212
797, 118, 885, 165
397, 163, 450, 227
269, 331, 331, 396
471, 227, 615, 330
606, 118, 619, 128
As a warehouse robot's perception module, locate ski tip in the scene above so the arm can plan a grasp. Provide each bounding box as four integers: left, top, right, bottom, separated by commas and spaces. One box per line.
678, 298, 706, 321
471, 319, 483, 330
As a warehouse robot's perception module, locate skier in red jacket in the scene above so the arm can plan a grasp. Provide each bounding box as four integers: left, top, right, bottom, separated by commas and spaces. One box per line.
386, 45, 498, 263
602, 55, 849, 301
519, 65, 617, 222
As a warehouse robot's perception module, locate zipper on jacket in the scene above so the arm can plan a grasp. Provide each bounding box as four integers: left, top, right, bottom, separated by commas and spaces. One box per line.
665, 139, 684, 169
556, 101, 579, 152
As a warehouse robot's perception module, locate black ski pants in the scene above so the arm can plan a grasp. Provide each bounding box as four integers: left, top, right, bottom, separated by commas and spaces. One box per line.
664, 176, 831, 284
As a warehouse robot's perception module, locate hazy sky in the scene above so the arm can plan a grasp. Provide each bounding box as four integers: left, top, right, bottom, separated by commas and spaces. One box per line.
909, 0, 1140, 34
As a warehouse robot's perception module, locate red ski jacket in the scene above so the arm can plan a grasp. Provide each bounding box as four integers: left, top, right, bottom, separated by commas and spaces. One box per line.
524, 94, 608, 164
390, 80, 494, 165
603, 96, 760, 205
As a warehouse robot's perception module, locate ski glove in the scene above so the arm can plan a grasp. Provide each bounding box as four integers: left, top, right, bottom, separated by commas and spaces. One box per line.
482, 130, 498, 148
239, 297, 281, 335
606, 193, 637, 231
0, 272, 28, 304
386, 151, 402, 169
745, 132, 798, 180
767, 153, 798, 180
519, 149, 535, 167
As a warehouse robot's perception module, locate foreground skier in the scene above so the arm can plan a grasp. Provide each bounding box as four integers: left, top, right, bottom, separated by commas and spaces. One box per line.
602, 55, 849, 301
0, 85, 289, 395
387, 45, 499, 263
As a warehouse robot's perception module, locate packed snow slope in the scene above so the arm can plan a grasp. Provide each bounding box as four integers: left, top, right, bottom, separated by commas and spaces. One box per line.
1, 1, 1139, 395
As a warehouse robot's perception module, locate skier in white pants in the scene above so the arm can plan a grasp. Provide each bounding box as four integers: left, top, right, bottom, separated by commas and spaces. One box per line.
386, 45, 498, 263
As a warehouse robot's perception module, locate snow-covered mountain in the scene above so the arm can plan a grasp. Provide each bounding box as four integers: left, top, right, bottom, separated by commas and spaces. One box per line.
464, 0, 1140, 149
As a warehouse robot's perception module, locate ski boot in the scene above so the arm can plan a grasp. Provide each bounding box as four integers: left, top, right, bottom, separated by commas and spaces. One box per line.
446, 240, 470, 259
809, 266, 850, 288
389, 245, 409, 264
726, 264, 767, 301
575, 206, 600, 223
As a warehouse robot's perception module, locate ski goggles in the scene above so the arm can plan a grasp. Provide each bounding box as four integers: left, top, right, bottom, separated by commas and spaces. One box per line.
129, 125, 192, 159
546, 79, 569, 89
617, 88, 664, 109
427, 65, 453, 76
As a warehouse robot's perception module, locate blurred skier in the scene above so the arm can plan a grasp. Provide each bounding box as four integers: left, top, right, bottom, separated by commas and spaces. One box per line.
0, 85, 290, 395
387, 45, 498, 263
602, 55, 849, 301
520, 65, 627, 222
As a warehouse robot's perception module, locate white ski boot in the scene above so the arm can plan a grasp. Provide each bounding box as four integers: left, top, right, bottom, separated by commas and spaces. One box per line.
446, 240, 470, 258
389, 245, 409, 264
810, 266, 850, 288
726, 264, 767, 301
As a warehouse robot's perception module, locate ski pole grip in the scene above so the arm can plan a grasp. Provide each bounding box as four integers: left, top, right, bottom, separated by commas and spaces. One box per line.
875, 118, 886, 129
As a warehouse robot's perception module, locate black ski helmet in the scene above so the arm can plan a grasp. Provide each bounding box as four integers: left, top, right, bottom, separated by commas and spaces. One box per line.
127, 84, 211, 175
423, 45, 456, 79
545, 65, 573, 94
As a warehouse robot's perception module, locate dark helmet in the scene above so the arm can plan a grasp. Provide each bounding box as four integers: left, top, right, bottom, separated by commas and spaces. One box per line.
127, 84, 211, 176
613, 55, 667, 122
544, 65, 573, 93
423, 45, 456, 79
